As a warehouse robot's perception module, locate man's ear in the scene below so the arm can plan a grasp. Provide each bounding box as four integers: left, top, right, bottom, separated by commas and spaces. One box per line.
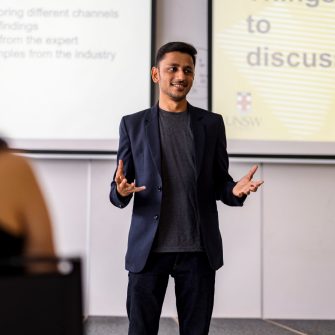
151, 66, 159, 83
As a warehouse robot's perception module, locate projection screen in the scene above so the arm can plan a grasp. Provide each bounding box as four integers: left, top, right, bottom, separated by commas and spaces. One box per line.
211, 0, 335, 156
0, 0, 152, 152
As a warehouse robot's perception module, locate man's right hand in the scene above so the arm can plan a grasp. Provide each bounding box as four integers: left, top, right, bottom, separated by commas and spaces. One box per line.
115, 160, 146, 197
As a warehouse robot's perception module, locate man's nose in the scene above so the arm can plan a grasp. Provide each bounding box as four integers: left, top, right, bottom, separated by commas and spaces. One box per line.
175, 69, 186, 80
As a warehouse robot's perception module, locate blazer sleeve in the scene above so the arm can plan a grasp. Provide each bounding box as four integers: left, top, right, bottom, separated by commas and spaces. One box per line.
109, 117, 134, 208
214, 115, 246, 206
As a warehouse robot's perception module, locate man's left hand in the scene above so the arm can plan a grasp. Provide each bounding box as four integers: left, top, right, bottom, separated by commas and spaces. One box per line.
232, 165, 264, 198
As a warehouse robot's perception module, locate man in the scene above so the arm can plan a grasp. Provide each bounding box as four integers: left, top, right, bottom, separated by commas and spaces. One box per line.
110, 41, 263, 335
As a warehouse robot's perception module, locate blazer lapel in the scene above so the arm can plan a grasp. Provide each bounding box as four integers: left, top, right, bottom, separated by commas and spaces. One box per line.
145, 104, 162, 177
189, 104, 206, 179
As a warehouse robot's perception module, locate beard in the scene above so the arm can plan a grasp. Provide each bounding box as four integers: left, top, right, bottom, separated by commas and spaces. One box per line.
166, 84, 192, 101
168, 92, 187, 101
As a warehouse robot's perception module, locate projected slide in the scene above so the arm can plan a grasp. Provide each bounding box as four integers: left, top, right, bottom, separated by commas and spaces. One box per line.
212, 0, 335, 155
0, 0, 152, 151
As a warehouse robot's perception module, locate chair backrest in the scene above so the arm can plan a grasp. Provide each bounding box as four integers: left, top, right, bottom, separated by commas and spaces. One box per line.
0, 257, 83, 335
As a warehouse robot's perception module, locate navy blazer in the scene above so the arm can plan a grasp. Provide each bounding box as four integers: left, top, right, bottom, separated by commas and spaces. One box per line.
110, 103, 245, 273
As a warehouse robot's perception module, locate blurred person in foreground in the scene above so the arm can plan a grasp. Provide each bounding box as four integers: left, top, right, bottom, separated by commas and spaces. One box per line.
110, 42, 263, 335
0, 138, 55, 269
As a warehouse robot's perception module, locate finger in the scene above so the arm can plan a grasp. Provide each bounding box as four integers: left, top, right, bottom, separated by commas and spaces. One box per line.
116, 159, 124, 179
115, 174, 125, 184
119, 178, 128, 190
247, 165, 258, 179
133, 186, 146, 193
253, 180, 264, 187
249, 180, 264, 192
129, 181, 137, 190
130, 179, 136, 189
116, 178, 130, 197
125, 183, 146, 193
115, 170, 126, 185
118, 159, 124, 170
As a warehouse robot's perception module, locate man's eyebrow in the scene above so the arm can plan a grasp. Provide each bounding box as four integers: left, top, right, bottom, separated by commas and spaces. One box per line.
166, 63, 180, 66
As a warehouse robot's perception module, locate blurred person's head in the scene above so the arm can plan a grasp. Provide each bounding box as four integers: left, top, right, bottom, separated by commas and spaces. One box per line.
0, 138, 8, 151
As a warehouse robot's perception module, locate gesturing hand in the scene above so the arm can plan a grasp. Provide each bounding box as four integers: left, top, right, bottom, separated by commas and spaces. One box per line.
115, 160, 146, 197
232, 165, 264, 198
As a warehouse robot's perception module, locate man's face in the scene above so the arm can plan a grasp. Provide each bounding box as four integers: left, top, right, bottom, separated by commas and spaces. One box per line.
152, 51, 195, 103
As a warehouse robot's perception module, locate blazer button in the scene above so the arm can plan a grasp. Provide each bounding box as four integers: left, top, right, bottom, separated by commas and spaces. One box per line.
154, 215, 159, 220
157, 186, 162, 191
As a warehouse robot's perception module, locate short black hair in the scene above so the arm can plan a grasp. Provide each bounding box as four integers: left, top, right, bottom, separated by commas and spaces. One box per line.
0, 138, 8, 150
155, 41, 197, 67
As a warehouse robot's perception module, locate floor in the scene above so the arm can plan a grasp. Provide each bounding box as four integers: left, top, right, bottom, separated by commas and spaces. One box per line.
85, 317, 335, 335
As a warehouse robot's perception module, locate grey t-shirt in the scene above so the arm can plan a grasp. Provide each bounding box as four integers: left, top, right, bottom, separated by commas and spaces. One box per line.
152, 108, 203, 252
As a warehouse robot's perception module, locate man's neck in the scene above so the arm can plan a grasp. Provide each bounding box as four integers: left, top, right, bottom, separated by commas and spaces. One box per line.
158, 98, 187, 113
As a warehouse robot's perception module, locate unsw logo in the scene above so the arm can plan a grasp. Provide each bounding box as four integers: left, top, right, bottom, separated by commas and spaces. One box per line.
236, 92, 252, 115
225, 91, 262, 128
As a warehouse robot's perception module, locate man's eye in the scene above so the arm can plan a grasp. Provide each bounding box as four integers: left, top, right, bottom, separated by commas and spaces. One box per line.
168, 67, 177, 72
185, 69, 193, 74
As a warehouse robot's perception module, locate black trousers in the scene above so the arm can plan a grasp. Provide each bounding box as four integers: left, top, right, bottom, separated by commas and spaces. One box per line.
127, 252, 216, 335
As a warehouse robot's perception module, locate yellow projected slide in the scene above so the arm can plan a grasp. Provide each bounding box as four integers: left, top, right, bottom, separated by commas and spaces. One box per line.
213, 0, 335, 142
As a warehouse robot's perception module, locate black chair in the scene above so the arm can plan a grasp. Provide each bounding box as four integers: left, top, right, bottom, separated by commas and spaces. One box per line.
0, 257, 84, 335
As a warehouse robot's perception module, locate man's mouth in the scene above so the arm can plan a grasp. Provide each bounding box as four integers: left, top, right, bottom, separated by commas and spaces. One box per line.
171, 82, 187, 88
